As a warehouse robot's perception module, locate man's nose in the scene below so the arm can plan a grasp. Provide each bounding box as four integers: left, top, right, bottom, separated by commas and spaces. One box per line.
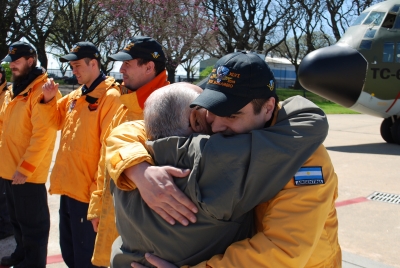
119, 66, 125, 73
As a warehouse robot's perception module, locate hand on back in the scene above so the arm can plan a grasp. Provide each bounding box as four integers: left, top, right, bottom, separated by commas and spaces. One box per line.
124, 162, 198, 226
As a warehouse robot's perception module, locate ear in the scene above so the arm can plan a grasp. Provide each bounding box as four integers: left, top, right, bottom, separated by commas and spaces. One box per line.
27, 57, 34, 68
263, 97, 276, 121
189, 110, 203, 133
145, 61, 155, 74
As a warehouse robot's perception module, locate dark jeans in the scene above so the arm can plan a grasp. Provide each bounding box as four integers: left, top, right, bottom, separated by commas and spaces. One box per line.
4, 178, 50, 268
59, 195, 101, 268
0, 178, 13, 232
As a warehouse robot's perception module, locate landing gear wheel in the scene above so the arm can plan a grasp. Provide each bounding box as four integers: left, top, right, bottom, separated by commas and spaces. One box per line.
390, 119, 400, 145
380, 117, 395, 143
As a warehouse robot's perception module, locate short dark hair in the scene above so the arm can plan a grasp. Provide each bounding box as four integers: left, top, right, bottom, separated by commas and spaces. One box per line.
250, 95, 279, 115
22, 54, 38, 67
83, 57, 101, 69
137, 58, 165, 76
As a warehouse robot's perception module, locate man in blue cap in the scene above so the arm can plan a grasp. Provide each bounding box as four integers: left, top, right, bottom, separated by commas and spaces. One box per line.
107, 52, 341, 268
0, 41, 60, 268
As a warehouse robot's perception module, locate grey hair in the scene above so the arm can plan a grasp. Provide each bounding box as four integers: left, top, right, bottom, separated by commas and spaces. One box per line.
144, 83, 200, 140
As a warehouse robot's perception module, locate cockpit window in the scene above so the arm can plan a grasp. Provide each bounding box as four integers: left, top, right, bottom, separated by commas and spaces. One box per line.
394, 14, 400, 29
359, 40, 372, 50
382, 13, 397, 28
351, 12, 369, 26
396, 43, 400, 63
364, 29, 376, 38
390, 5, 400, 13
363, 11, 386, 26
383, 42, 394, 62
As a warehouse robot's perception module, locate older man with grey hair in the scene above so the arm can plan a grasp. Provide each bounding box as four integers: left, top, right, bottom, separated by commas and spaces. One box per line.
144, 83, 204, 140
109, 82, 328, 267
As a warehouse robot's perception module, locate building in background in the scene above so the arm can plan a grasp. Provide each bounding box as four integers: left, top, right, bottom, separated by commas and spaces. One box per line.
200, 55, 296, 89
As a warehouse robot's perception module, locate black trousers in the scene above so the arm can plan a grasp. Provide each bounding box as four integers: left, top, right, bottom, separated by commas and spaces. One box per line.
0, 178, 12, 231
3, 178, 50, 268
59, 195, 101, 268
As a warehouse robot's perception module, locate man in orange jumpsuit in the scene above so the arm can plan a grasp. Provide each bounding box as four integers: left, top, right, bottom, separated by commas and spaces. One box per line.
87, 36, 170, 266
39, 41, 122, 268
0, 65, 14, 241
0, 41, 60, 268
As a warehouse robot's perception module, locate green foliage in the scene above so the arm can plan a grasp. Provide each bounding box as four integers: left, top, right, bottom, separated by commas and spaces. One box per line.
55, 79, 66, 85
1, 63, 11, 82
200, 66, 214, 77
276, 88, 359, 114
314, 102, 359, 114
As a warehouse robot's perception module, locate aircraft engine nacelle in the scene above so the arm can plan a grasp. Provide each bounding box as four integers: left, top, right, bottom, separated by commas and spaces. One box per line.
298, 44, 367, 109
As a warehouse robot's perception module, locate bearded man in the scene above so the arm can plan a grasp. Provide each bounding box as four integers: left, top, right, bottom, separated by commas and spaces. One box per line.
0, 41, 61, 268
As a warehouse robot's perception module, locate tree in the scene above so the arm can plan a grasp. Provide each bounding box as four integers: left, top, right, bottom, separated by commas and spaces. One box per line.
18, 0, 71, 69
100, 0, 218, 83
48, 0, 128, 73
320, 0, 384, 42
204, 0, 292, 57
0, 0, 24, 58
181, 54, 203, 81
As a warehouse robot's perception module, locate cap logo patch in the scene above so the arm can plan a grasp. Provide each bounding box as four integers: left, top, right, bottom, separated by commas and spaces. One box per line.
151, 52, 160, 59
70, 45, 80, 53
94, 53, 99, 58
216, 66, 230, 82
267, 80, 274, 91
124, 43, 135, 51
9, 47, 17, 54
207, 66, 240, 89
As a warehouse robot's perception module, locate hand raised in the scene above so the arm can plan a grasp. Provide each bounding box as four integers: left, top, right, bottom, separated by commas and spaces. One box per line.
42, 78, 59, 103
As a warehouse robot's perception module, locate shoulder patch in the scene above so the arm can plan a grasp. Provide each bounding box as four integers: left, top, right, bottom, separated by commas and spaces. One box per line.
294, 167, 324, 186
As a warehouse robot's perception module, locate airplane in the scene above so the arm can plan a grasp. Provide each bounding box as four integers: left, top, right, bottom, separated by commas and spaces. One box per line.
298, 0, 400, 145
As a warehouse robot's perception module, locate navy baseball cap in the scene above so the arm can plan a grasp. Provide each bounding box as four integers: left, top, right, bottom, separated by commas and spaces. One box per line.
60, 42, 100, 62
108, 36, 166, 63
2, 41, 37, 62
190, 52, 276, 117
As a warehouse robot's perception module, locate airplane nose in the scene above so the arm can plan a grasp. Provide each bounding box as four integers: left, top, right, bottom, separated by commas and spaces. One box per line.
298, 45, 367, 108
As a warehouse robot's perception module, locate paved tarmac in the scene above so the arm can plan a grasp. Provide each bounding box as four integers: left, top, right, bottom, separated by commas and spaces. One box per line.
0, 114, 399, 267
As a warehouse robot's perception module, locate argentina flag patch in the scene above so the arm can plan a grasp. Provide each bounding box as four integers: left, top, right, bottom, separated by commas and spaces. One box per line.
294, 167, 324, 186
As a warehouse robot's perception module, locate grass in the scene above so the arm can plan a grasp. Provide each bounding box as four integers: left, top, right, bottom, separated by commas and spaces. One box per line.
276, 88, 360, 114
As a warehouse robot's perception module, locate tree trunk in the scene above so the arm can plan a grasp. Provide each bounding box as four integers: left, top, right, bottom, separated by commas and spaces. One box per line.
166, 66, 176, 83
36, 47, 48, 69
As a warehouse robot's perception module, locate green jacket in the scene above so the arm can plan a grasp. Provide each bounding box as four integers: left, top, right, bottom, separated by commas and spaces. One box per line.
111, 96, 329, 268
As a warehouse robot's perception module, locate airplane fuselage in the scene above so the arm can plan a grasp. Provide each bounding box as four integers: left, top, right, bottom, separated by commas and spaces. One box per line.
298, 0, 400, 144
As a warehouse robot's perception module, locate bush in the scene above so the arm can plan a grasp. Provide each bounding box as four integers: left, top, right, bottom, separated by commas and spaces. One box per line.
199, 66, 214, 77
1, 63, 12, 82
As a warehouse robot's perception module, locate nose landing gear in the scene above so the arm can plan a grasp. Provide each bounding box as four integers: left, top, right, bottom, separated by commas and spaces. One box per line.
381, 116, 400, 144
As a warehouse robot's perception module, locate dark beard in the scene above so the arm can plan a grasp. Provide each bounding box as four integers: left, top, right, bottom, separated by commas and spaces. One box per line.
11, 66, 44, 98
11, 65, 33, 86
